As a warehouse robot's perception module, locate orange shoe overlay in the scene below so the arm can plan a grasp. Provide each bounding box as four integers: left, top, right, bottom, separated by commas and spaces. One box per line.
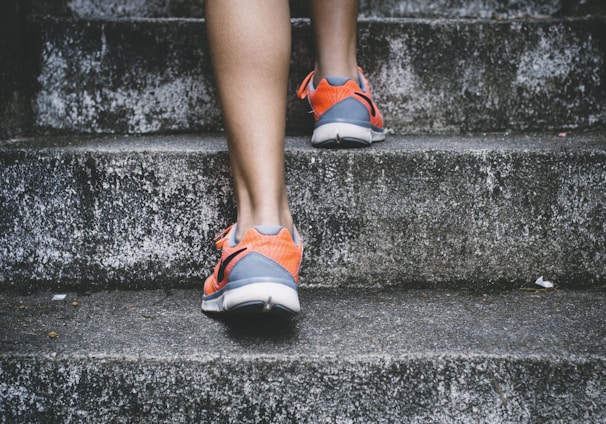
297, 67, 384, 132
203, 225, 303, 298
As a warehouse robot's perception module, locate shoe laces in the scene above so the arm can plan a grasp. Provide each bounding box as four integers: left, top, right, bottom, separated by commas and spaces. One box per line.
213, 225, 234, 249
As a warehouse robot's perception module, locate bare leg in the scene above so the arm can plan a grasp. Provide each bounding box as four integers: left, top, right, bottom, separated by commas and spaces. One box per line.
309, 0, 360, 84
206, 0, 293, 240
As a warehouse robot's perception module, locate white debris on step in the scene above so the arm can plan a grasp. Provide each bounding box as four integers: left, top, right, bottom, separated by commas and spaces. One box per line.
535, 276, 554, 289
52, 294, 67, 301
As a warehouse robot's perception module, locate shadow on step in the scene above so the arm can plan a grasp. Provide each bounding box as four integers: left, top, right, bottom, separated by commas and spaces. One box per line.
204, 312, 301, 344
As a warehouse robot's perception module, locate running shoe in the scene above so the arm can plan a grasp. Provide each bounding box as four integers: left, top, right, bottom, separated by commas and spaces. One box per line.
297, 67, 385, 148
201, 224, 303, 316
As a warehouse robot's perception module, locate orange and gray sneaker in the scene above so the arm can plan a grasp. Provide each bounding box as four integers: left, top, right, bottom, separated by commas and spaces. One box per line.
297, 67, 385, 148
201, 224, 303, 316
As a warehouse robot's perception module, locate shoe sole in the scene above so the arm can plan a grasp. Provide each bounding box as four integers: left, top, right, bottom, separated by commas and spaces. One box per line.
311, 122, 385, 148
201, 282, 300, 316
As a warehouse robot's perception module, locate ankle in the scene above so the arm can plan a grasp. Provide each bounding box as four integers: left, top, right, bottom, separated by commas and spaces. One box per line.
235, 214, 294, 241
313, 65, 359, 86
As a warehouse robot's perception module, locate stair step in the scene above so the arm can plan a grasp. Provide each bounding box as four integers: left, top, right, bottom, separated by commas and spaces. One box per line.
1, 288, 604, 422
29, 16, 606, 135
1, 133, 604, 291
31, 0, 604, 19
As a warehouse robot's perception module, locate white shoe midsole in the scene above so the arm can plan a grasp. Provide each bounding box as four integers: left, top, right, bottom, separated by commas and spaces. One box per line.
312, 122, 385, 145
202, 282, 300, 313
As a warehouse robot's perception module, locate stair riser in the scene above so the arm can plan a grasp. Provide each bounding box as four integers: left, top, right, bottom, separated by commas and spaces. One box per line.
1, 137, 604, 291
0, 1, 30, 139
1, 356, 603, 422
30, 0, 603, 19
30, 18, 606, 135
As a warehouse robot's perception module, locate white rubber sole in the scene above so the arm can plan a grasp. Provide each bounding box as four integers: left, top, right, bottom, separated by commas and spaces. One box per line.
201, 282, 300, 315
311, 122, 385, 147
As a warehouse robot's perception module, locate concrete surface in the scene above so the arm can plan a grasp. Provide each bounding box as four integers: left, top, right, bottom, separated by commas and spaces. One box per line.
28, 0, 604, 19
0, 133, 605, 291
0, 288, 604, 422
3, 4, 602, 422
28, 16, 606, 135
0, 0, 31, 139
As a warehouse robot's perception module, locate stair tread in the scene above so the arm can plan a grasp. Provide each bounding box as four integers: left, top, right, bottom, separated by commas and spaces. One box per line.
2, 287, 604, 421
1, 288, 604, 359
34, 15, 599, 22
3, 132, 605, 152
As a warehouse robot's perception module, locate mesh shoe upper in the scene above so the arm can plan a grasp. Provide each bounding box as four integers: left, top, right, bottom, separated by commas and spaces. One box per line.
297, 67, 384, 131
203, 225, 303, 297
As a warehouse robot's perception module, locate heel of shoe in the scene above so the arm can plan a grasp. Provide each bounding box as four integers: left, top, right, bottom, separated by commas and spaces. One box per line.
311, 122, 373, 147
225, 281, 300, 314
202, 280, 300, 315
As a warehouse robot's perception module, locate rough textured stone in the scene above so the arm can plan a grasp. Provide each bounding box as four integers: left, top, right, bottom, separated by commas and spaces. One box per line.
0, 134, 604, 291
0, 0, 31, 139
28, 0, 605, 19
4, 3, 603, 421
0, 289, 604, 422
360, 0, 561, 18
0, 135, 234, 291
30, 18, 221, 135
360, 18, 606, 134
29, 17, 606, 135
359, 0, 606, 18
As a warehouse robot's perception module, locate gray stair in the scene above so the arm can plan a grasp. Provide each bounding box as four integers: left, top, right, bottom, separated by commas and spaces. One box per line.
1, 0, 605, 421
28, 17, 606, 135
1, 288, 604, 422
29, 0, 605, 19
1, 133, 605, 291
3, 1, 606, 137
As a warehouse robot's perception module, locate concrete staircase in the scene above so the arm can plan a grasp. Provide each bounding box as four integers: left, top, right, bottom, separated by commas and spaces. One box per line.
1, 0, 605, 422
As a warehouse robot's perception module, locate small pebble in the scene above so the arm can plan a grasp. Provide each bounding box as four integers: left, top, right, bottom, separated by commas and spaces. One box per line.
48, 331, 58, 339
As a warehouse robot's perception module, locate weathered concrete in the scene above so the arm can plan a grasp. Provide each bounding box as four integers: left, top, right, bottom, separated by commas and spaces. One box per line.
29, 17, 606, 135
0, 288, 604, 422
359, 0, 563, 18
0, 0, 31, 139
0, 134, 604, 291
28, 0, 605, 19
361, 18, 606, 133
30, 18, 221, 135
